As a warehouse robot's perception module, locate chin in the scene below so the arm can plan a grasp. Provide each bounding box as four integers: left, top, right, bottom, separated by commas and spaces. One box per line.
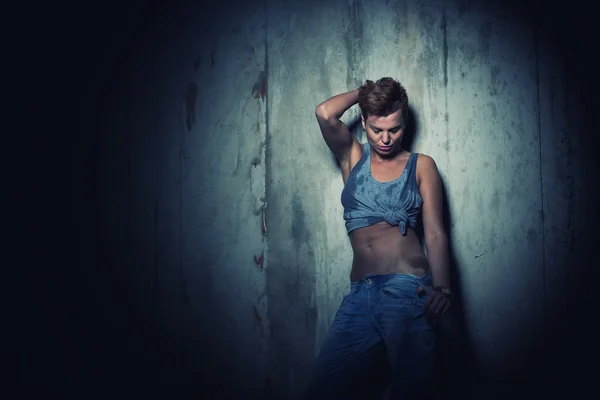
377, 148, 396, 158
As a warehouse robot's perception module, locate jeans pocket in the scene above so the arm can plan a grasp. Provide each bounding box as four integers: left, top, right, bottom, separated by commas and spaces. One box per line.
341, 286, 359, 306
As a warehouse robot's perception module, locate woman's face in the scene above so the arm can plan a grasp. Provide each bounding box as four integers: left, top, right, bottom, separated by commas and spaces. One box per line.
361, 109, 405, 157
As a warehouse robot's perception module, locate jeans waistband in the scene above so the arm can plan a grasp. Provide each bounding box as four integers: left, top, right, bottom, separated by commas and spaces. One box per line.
351, 272, 431, 286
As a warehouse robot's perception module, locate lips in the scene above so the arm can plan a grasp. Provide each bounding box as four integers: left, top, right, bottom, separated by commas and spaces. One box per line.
378, 146, 392, 151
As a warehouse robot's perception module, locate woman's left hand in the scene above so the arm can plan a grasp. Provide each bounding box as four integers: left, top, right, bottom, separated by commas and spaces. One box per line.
416, 285, 451, 324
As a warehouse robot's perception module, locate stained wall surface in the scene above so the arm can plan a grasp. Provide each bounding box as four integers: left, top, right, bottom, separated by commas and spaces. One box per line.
24, 0, 599, 398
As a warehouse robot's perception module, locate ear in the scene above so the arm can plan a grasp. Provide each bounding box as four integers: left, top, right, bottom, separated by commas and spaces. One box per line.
361, 115, 366, 130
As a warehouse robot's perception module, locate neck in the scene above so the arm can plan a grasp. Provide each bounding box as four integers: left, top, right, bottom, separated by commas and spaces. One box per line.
371, 147, 406, 163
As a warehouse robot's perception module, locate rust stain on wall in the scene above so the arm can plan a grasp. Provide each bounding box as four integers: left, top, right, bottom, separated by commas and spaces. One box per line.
185, 82, 197, 131
254, 305, 262, 321
261, 206, 267, 235
254, 251, 265, 271
252, 70, 267, 99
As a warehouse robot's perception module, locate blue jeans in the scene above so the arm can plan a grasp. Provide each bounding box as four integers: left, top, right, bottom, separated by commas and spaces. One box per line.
304, 273, 436, 399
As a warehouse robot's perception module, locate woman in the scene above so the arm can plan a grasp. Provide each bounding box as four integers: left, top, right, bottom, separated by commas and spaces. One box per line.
304, 77, 453, 399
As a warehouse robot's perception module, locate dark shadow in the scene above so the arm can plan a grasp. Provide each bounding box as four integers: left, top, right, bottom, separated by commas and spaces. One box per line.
414, 190, 480, 399
407, 104, 479, 399
402, 105, 418, 152
431, 182, 480, 400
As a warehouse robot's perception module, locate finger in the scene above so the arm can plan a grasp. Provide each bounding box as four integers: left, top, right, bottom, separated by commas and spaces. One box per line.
434, 295, 451, 320
426, 299, 441, 324
434, 294, 448, 315
428, 295, 443, 319
423, 294, 433, 314
432, 298, 451, 322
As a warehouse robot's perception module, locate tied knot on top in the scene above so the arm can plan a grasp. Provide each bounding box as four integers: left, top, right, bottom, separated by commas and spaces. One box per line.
384, 209, 410, 235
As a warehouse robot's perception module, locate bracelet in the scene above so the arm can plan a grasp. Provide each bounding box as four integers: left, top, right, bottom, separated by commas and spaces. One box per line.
434, 286, 454, 301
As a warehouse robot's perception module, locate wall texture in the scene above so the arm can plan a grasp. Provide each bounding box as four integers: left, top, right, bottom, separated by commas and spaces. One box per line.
21, 0, 600, 398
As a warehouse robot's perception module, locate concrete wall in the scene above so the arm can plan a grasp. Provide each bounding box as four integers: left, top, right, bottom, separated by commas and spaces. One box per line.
22, 0, 599, 398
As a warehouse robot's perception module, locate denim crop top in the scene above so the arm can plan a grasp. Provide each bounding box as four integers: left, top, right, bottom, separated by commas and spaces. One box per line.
341, 142, 423, 235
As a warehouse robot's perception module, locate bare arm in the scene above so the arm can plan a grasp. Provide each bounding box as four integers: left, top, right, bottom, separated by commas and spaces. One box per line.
315, 89, 362, 177
418, 154, 451, 288
416, 154, 453, 322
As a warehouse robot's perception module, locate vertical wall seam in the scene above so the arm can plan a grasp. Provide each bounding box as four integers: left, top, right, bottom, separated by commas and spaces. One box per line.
263, 0, 272, 397
350, 0, 364, 139
442, 8, 449, 179
352, 0, 364, 101
352, 0, 359, 88
264, 1, 270, 237
563, 58, 573, 321
153, 195, 159, 320
263, 2, 270, 296
534, 25, 547, 348
178, 80, 187, 371
153, 117, 160, 381
442, 9, 448, 90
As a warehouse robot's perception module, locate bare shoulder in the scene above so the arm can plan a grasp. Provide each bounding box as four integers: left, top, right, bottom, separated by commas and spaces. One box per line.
415, 153, 439, 186
416, 153, 437, 168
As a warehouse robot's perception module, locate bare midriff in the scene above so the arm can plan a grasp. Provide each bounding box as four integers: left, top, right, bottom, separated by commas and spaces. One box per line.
349, 221, 429, 282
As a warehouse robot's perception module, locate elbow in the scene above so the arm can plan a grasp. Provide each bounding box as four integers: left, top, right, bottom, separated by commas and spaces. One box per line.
315, 104, 330, 120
